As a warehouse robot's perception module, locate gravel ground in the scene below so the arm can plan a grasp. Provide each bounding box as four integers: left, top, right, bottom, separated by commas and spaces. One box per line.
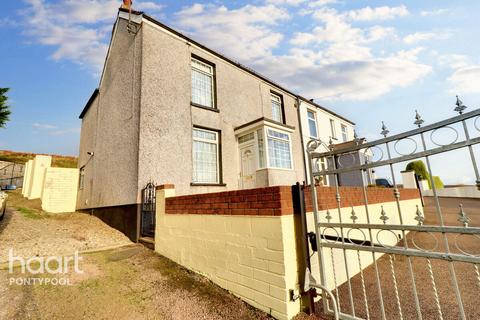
0, 245, 273, 320
0, 190, 273, 320
0, 204, 132, 264
309, 197, 480, 320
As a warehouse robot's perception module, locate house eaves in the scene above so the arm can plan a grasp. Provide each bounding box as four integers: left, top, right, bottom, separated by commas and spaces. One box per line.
79, 88, 99, 119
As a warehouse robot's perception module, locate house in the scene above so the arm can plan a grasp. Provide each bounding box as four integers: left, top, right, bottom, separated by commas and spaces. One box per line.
76, 8, 356, 241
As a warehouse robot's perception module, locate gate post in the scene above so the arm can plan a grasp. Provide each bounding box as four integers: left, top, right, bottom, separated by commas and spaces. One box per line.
154, 184, 175, 250
292, 182, 315, 314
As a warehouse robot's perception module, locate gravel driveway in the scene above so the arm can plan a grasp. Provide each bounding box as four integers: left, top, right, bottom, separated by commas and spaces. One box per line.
0, 190, 273, 320
0, 205, 132, 264
311, 197, 480, 320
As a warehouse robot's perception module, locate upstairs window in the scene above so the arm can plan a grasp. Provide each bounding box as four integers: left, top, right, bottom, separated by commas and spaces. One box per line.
330, 119, 337, 140
341, 124, 348, 142
267, 129, 292, 169
271, 93, 283, 123
307, 110, 318, 138
191, 57, 215, 108
192, 128, 219, 183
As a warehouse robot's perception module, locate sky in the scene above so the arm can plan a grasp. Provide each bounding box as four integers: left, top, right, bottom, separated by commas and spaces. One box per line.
0, 0, 479, 185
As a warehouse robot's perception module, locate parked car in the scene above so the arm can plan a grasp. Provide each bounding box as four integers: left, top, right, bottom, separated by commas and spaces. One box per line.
0, 191, 7, 221
375, 178, 394, 188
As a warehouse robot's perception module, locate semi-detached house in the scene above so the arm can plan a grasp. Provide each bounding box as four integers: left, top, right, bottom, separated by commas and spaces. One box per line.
76, 8, 356, 241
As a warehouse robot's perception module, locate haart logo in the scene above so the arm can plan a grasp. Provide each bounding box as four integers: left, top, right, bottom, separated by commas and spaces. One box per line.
7, 249, 83, 286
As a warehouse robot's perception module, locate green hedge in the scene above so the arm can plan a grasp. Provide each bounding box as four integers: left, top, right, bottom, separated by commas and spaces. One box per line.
405, 160, 444, 189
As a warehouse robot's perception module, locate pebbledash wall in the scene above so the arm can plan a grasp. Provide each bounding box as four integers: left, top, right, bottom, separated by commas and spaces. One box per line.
155, 184, 422, 320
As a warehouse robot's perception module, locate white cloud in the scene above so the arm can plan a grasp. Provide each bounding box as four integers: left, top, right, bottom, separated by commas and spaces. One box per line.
347, 5, 409, 21
265, 0, 306, 6
21, 0, 162, 74
50, 127, 81, 136
33, 123, 57, 130
448, 66, 480, 93
437, 54, 469, 69
175, 4, 289, 62
252, 48, 431, 100
403, 31, 451, 44
308, 0, 338, 8
420, 8, 448, 16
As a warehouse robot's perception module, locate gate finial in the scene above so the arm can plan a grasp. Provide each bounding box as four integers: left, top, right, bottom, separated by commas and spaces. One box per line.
414, 205, 425, 226
414, 110, 424, 128
457, 204, 471, 227
454, 95, 467, 114
381, 121, 389, 137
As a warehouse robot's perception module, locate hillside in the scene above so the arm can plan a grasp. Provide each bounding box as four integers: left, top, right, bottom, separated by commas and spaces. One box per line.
0, 150, 78, 168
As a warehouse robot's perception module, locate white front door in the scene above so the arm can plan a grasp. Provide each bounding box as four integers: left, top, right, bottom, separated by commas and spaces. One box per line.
240, 145, 256, 189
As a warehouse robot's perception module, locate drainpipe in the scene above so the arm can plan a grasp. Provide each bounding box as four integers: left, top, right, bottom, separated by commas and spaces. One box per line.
296, 96, 309, 185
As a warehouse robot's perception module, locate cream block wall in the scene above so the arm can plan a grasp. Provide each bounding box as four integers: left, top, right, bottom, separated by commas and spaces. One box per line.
23, 160, 33, 197
41, 167, 79, 213
155, 195, 302, 319
27, 155, 52, 200
22, 161, 30, 196
306, 199, 423, 293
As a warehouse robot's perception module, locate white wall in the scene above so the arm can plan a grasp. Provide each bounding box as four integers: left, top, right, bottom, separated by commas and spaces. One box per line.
27, 156, 52, 200
423, 186, 480, 198
299, 100, 355, 184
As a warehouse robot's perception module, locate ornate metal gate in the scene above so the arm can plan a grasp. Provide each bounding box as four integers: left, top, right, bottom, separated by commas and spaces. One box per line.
141, 182, 156, 237
305, 97, 480, 320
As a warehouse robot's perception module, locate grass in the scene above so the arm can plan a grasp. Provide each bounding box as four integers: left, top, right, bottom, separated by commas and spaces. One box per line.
5, 189, 48, 218
17, 207, 44, 219
0, 150, 78, 168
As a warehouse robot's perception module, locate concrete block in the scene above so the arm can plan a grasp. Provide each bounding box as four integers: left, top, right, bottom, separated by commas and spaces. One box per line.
268, 261, 286, 275
226, 216, 252, 235
253, 248, 284, 263
254, 291, 287, 314
269, 285, 288, 300
254, 269, 286, 287
27, 155, 52, 200
41, 167, 79, 213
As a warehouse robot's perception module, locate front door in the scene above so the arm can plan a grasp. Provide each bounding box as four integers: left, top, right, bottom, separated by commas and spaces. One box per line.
240, 145, 256, 189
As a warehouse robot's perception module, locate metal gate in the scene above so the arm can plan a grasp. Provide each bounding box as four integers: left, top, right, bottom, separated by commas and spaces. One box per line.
141, 182, 156, 237
305, 97, 480, 320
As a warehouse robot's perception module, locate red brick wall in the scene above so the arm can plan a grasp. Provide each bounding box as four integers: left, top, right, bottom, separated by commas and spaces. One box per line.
165, 186, 294, 216
303, 186, 421, 211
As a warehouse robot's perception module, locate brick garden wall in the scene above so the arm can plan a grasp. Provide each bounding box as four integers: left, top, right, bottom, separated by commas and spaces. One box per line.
303, 186, 421, 212
165, 186, 294, 216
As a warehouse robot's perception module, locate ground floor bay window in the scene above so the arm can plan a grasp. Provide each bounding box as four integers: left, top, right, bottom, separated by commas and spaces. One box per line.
235, 118, 294, 189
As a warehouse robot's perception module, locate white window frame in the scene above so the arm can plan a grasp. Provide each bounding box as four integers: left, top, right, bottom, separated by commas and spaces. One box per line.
191, 57, 215, 109
265, 127, 293, 170
330, 119, 337, 140
192, 128, 220, 184
341, 124, 348, 142
270, 93, 283, 123
307, 109, 318, 138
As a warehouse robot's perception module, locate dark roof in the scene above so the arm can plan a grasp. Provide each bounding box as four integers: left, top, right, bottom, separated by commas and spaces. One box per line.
79, 89, 99, 119
81, 8, 355, 125
234, 117, 295, 131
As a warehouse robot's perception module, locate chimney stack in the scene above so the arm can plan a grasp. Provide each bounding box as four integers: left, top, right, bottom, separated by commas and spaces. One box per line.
121, 0, 132, 10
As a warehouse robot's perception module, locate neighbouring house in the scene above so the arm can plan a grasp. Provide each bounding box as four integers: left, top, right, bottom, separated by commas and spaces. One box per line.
76, 8, 356, 241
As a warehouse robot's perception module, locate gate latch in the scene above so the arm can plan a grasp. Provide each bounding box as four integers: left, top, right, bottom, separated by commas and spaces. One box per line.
307, 232, 317, 252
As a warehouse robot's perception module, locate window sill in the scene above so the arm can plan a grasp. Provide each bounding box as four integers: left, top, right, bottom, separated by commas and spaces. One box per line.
191, 103, 219, 113
191, 182, 227, 187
